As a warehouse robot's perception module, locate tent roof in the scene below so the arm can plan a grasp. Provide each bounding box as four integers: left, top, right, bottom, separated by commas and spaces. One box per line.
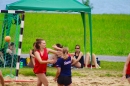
6, 0, 91, 13
6, 0, 92, 58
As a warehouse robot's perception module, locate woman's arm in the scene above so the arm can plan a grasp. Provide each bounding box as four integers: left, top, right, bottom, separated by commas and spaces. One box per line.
72, 52, 83, 65
71, 57, 81, 68
52, 45, 63, 51
47, 48, 62, 56
31, 57, 35, 66
34, 51, 54, 64
54, 67, 61, 82
29, 50, 35, 58
47, 48, 57, 54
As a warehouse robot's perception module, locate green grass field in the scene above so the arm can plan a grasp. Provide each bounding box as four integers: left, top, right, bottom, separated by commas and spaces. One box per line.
21, 13, 130, 56
0, 60, 124, 76
0, 13, 130, 55
0, 60, 124, 77
18, 60, 124, 77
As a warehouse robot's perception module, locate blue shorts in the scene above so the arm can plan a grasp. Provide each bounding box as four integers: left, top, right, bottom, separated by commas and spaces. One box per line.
126, 74, 130, 78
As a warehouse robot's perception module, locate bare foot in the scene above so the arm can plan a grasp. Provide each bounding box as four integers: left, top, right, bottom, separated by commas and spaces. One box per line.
84, 66, 88, 68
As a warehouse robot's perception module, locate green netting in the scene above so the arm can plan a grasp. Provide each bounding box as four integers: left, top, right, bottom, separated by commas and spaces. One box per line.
0, 13, 21, 78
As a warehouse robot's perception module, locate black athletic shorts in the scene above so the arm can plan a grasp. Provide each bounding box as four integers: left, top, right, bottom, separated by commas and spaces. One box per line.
57, 76, 72, 85
126, 74, 130, 78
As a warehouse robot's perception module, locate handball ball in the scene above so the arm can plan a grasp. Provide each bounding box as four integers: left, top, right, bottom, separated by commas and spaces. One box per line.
5, 36, 11, 42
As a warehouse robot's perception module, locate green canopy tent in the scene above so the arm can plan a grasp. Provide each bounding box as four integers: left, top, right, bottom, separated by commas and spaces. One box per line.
6, 0, 93, 78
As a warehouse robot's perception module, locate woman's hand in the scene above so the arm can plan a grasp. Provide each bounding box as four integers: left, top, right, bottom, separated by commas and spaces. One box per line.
121, 75, 126, 84
48, 60, 56, 64
54, 77, 57, 82
52, 45, 57, 49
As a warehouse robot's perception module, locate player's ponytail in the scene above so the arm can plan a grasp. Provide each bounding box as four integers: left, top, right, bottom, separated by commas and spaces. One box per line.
62, 47, 69, 60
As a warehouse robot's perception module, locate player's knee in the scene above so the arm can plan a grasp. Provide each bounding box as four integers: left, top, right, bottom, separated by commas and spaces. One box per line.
86, 52, 90, 56
92, 53, 96, 57
43, 81, 48, 86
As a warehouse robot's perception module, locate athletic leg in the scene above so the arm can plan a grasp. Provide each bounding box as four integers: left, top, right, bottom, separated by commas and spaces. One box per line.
84, 52, 90, 68
127, 77, 130, 84
92, 53, 101, 68
68, 83, 72, 86
92, 53, 98, 68
37, 77, 42, 86
36, 73, 48, 86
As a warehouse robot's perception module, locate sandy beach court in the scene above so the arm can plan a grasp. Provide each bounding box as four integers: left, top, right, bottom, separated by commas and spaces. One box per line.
4, 69, 129, 86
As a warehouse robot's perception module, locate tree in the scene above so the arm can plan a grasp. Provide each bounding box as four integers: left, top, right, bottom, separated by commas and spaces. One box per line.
82, 0, 93, 9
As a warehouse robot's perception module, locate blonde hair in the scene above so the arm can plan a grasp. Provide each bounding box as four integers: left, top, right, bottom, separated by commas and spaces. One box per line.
62, 47, 69, 60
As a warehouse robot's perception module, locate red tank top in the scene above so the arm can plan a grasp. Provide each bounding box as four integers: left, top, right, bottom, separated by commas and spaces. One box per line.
126, 62, 130, 74
33, 48, 48, 74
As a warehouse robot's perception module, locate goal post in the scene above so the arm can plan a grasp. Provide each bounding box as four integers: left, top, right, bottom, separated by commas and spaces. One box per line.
0, 10, 25, 80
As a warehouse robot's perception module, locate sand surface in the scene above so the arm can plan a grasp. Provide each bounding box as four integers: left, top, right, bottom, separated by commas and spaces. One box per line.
3, 69, 129, 86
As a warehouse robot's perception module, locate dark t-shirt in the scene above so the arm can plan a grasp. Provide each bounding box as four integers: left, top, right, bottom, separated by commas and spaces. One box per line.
56, 57, 71, 76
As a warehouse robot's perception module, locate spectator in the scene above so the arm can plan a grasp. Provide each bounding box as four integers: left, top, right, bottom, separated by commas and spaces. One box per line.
6, 42, 16, 67
71, 45, 101, 68
6, 42, 15, 54
27, 42, 36, 68
71, 45, 84, 68
85, 52, 101, 68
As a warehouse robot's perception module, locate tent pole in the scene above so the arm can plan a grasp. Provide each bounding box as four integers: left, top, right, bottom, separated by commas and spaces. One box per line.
80, 12, 87, 63
88, 13, 93, 69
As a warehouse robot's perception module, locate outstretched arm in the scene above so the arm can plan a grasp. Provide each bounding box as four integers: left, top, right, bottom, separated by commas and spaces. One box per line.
47, 48, 58, 54
52, 45, 63, 51
47, 48, 62, 57
34, 51, 54, 64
